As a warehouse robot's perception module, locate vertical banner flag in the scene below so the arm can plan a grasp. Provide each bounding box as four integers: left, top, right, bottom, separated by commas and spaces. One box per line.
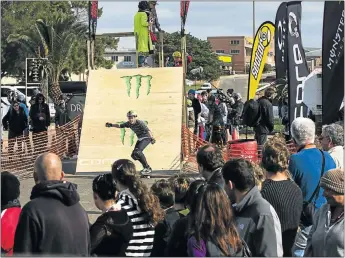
275, 2, 288, 80
180, 1, 190, 36
247, 21, 275, 100
89, 1, 98, 40
286, 1, 309, 126
322, 1, 344, 125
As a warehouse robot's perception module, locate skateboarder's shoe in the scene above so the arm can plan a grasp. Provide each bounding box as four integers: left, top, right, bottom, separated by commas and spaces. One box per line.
140, 167, 152, 175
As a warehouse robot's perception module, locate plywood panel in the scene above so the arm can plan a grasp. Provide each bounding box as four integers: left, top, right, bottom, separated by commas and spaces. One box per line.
76, 67, 183, 172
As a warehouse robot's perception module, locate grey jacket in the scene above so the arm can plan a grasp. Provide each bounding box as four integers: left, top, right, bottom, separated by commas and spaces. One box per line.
233, 186, 283, 257
304, 204, 344, 257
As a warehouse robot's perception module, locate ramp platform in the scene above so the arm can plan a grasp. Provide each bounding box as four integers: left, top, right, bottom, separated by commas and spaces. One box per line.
76, 67, 183, 173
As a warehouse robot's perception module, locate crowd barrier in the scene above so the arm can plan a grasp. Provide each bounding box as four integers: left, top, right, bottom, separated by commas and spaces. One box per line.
1, 117, 296, 180
1, 116, 82, 180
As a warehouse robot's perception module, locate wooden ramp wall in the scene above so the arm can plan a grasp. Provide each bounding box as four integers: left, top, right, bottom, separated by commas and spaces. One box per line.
76, 67, 183, 173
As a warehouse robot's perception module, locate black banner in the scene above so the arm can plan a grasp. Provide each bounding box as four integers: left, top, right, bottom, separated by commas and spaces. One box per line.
180, 1, 190, 36
286, 1, 309, 126
89, 1, 98, 40
66, 95, 85, 121
322, 2, 344, 125
275, 2, 288, 80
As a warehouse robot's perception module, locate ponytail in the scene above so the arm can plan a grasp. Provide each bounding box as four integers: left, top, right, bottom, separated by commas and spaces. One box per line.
112, 159, 165, 226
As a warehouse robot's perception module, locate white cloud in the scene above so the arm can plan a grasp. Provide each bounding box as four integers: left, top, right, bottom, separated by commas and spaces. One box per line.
98, 1, 325, 48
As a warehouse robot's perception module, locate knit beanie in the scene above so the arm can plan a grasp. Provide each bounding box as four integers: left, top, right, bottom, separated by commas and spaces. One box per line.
1, 172, 20, 207
320, 168, 344, 194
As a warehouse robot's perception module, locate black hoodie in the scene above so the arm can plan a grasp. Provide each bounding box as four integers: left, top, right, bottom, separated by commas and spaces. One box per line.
29, 93, 50, 133
13, 181, 90, 256
90, 209, 133, 256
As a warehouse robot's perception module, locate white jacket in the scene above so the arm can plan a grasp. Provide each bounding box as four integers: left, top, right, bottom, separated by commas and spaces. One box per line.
328, 146, 344, 169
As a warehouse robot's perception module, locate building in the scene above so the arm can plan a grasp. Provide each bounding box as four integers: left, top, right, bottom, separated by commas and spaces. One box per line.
103, 47, 137, 69
216, 53, 232, 74
305, 48, 322, 71
207, 35, 275, 73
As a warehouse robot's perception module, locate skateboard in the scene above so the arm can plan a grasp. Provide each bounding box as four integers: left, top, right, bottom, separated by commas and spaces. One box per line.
140, 174, 151, 179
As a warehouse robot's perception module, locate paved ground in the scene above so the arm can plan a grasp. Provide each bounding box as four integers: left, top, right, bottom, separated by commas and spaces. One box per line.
19, 171, 199, 224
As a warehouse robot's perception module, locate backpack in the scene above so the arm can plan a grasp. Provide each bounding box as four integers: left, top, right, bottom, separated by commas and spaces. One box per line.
242, 99, 261, 127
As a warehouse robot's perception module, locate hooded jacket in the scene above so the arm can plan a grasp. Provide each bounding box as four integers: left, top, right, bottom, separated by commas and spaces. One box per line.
2, 106, 28, 135
233, 186, 283, 257
304, 204, 344, 257
29, 93, 50, 133
13, 181, 90, 256
90, 209, 133, 256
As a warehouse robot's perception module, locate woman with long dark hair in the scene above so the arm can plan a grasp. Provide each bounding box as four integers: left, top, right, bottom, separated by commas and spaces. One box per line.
187, 183, 248, 257
90, 173, 133, 256
111, 159, 164, 257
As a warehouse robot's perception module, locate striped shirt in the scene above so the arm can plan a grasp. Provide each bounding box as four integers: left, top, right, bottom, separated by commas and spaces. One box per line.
118, 189, 155, 257
120, 120, 150, 140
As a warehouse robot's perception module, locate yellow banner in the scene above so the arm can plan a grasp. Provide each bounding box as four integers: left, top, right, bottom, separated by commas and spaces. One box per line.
247, 21, 275, 100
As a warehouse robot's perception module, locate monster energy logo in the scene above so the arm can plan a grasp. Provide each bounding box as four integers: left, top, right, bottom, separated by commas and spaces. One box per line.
118, 121, 149, 146
120, 75, 153, 99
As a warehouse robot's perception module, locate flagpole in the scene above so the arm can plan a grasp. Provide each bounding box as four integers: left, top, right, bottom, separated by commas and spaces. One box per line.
253, 1, 255, 39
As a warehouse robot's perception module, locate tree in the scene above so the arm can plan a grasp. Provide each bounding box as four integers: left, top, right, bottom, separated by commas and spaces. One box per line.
162, 32, 222, 81
1, 1, 115, 80
8, 18, 87, 103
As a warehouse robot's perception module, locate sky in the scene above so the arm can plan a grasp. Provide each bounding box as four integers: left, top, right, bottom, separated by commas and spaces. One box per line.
97, 1, 324, 49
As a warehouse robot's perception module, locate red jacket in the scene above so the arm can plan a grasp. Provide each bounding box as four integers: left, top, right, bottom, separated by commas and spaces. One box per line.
1, 207, 21, 256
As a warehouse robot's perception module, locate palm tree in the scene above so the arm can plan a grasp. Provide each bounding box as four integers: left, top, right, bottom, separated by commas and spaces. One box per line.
7, 17, 87, 104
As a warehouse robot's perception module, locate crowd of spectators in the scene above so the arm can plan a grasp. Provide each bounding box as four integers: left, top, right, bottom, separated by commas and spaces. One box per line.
1, 117, 344, 257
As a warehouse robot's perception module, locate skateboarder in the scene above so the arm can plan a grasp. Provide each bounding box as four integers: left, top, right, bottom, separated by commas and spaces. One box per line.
105, 111, 156, 175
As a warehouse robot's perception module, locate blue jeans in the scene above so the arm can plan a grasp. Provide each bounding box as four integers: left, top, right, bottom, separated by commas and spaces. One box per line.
292, 225, 312, 257
138, 55, 146, 66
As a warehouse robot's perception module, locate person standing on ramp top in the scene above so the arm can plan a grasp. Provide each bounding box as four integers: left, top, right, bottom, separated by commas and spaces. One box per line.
105, 111, 156, 175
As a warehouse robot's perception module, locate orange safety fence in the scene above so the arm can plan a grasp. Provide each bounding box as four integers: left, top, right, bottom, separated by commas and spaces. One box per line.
1, 116, 82, 180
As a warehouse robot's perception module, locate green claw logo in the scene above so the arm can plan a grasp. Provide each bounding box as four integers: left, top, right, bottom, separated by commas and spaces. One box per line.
121, 75, 153, 99
117, 121, 149, 146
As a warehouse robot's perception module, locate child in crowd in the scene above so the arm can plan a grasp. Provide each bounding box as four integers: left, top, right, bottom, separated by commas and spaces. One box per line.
150, 179, 180, 257
168, 175, 191, 217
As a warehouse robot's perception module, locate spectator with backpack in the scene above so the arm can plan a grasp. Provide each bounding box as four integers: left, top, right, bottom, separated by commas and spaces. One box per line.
151, 179, 180, 257
243, 88, 275, 146
288, 117, 336, 257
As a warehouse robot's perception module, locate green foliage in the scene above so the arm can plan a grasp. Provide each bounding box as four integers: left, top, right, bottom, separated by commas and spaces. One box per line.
162, 32, 223, 81
1, 1, 116, 79
263, 63, 274, 73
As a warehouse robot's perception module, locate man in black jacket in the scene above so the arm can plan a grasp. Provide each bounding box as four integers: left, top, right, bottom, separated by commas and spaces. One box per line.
2, 101, 28, 154
13, 153, 90, 256
254, 88, 275, 146
29, 93, 50, 153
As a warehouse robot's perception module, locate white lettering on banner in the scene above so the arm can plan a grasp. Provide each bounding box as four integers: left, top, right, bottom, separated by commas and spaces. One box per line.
70, 104, 83, 112
251, 26, 272, 80
327, 10, 345, 70
277, 19, 286, 62
292, 44, 307, 119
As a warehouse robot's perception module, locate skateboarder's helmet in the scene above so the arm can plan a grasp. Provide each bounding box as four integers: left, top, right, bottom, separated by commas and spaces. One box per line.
127, 110, 138, 117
